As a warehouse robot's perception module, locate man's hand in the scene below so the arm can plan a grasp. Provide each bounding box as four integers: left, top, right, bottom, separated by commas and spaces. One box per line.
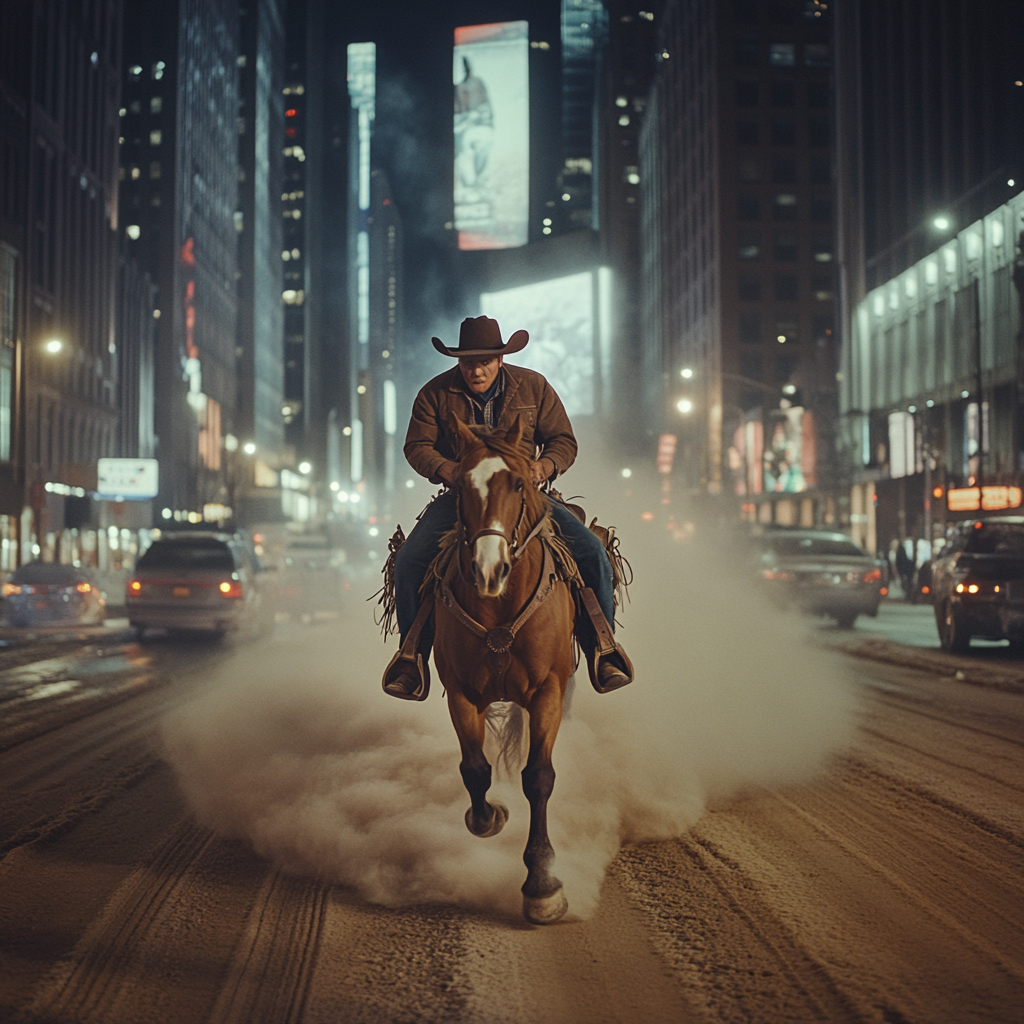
436, 461, 457, 486
530, 458, 554, 487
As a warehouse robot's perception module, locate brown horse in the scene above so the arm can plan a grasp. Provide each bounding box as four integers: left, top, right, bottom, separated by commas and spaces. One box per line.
433, 416, 577, 925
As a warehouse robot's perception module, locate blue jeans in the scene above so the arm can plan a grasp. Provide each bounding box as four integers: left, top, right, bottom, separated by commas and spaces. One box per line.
394, 491, 615, 645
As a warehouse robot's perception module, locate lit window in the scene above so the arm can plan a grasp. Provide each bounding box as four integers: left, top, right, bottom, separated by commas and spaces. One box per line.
291, 248, 300, 258
152, 61, 165, 80
149, 160, 161, 178
615, 96, 627, 107
542, 227, 552, 235
769, 43, 795, 67
149, 129, 162, 145
618, 114, 630, 126
129, 65, 142, 80
282, 250, 291, 261
150, 96, 162, 114
126, 224, 141, 240
234, 211, 244, 232
130, 165, 140, 180
237, 54, 247, 68
627, 172, 640, 185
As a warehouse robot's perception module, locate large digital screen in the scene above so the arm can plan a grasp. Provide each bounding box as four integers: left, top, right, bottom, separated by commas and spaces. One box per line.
481, 270, 602, 417
96, 459, 159, 500
454, 21, 529, 250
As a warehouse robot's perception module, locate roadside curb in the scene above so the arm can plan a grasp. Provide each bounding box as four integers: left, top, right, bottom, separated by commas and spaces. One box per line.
823, 636, 1024, 694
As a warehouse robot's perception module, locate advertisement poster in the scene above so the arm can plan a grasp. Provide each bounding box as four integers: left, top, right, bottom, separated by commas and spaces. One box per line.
481, 271, 596, 416
454, 21, 529, 250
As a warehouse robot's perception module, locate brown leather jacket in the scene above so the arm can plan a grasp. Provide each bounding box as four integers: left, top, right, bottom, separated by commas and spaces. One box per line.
404, 364, 578, 485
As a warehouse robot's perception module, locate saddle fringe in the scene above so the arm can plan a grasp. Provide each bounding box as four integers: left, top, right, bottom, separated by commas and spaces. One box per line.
372, 525, 406, 638
588, 519, 633, 610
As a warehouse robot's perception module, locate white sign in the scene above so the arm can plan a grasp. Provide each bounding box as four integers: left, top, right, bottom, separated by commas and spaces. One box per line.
96, 458, 159, 500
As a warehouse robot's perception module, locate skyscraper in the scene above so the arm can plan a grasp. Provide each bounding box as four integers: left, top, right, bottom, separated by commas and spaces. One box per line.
640, 0, 838, 524
0, 0, 124, 563
235, 0, 285, 477
120, 0, 241, 518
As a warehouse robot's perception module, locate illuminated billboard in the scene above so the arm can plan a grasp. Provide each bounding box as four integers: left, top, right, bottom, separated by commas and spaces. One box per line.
481, 269, 611, 417
454, 21, 529, 250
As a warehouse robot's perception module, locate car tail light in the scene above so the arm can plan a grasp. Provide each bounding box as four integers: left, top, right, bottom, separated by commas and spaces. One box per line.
761, 568, 793, 581
76, 582, 92, 594
956, 582, 981, 594
2, 582, 23, 597
219, 580, 243, 598
862, 568, 882, 583
880, 586, 888, 595
128, 579, 142, 595
921, 585, 930, 594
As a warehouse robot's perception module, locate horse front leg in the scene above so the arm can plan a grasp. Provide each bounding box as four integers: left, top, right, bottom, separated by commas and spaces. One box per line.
521, 681, 568, 925
448, 691, 509, 838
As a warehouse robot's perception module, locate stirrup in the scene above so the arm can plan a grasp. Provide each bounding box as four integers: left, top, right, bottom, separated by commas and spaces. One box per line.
382, 649, 430, 701
576, 586, 634, 693
585, 643, 634, 694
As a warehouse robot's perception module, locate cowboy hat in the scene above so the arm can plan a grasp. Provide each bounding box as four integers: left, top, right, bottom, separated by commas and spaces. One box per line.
431, 316, 529, 358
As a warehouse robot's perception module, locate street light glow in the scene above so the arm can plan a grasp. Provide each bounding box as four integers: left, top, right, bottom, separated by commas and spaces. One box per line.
621, 468, 632, 478
933, 215, 951, 230
243, 442, 256, 455
680, 367, 693, 379
298, 461, 311, 474
45, 339, 63, 354
677, 398, 693, 414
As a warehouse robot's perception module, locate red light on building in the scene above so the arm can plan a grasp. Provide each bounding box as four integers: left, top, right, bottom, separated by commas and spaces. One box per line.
285, 127, 296, 138
285, 108, 297, 117
656, 433, 677, 474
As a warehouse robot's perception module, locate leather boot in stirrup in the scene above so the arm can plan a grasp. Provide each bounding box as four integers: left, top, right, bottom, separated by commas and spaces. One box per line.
577, 586, 635, 694
382, 649, 430, 701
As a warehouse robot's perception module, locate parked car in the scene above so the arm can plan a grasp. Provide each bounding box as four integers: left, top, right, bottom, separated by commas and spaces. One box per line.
930, 516, 1024, 654
753, 528, 884, 628
126, 530, 273, 637
1, 562, 106, 627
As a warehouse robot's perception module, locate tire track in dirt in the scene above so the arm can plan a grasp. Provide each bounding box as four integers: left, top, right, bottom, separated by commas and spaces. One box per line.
208, 871, 329, 1024
24, 821, 215, 1024
765, 788, 1024, 985
614, 834, 862, 1024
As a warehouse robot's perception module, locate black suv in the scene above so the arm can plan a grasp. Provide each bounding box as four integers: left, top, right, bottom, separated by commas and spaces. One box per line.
930, 517, 1024, 654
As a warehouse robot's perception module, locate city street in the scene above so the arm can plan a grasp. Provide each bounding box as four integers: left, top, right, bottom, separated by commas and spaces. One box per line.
1, 587, 1021, 1024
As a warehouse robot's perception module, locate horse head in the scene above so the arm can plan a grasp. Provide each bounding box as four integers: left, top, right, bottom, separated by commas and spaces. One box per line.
453, 415, 541, 598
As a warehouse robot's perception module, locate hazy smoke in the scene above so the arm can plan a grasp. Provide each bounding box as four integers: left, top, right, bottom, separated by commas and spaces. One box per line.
160, 453, 855, 921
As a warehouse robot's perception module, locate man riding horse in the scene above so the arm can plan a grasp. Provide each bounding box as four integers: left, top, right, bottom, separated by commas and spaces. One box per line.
382, 315, 634, 700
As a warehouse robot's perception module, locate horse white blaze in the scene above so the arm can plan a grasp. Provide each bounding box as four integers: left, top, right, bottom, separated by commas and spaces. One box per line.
475, 518, 509, 594
468, 456, 512, 595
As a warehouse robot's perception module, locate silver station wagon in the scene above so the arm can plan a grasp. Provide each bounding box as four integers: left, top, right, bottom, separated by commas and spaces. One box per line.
127, 531, 273, 637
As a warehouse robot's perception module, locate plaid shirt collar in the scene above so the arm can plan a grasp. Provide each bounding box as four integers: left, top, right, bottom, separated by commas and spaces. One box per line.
462, 367, 506, 428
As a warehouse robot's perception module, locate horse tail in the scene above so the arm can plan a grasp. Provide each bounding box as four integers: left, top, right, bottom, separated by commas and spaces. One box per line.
485, 703, 527, 778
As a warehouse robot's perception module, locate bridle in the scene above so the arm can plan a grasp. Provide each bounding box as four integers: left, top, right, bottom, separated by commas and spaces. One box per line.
456, 477, 544, 563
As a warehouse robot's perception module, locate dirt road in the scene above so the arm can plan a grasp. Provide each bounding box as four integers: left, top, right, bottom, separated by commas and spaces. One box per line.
1, 623, 1021, 1024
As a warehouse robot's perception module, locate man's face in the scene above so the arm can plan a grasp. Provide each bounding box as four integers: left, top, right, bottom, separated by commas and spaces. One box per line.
459, 355, 502, 394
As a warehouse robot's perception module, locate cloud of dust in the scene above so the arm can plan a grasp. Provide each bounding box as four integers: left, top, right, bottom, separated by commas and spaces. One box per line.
160, 453, 857, 922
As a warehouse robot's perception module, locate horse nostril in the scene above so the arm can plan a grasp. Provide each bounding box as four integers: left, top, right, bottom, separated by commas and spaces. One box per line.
501, 563, 511, 580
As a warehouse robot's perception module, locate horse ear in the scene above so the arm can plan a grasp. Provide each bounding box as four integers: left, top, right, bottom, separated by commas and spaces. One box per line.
452, 415, 477, 448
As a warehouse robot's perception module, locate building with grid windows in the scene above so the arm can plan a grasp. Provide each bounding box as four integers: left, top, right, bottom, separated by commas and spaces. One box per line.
640, 0, 838, 523
120, 0, 241, 519
0, 0, 127, 566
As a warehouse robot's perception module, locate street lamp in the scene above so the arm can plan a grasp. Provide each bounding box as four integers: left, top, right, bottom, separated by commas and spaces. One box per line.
932, 215, 952, 232
298, 461, 311, 474
243, 442, 256, 456
677, 398, 694, 414
680, 367, 694, 379
44, 339, 63, 354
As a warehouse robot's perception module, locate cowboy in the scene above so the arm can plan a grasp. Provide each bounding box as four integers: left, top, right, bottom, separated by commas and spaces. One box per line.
383, 315, 634, 699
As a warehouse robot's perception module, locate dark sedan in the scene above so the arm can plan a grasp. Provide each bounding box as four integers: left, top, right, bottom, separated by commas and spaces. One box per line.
753, 528, 883, 628
1, 562, 106, 627
930, 516, 1024, 654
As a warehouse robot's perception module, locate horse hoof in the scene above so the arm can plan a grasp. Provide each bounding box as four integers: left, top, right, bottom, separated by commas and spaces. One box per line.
465, 801, 509, 838
522, 887, 568, 925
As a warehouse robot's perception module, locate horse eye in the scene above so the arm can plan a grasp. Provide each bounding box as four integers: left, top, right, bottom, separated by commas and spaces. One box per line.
514, 478, 524, 492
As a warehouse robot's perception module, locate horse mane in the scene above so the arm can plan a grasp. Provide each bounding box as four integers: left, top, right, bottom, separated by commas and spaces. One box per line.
458, 426, 548, 522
